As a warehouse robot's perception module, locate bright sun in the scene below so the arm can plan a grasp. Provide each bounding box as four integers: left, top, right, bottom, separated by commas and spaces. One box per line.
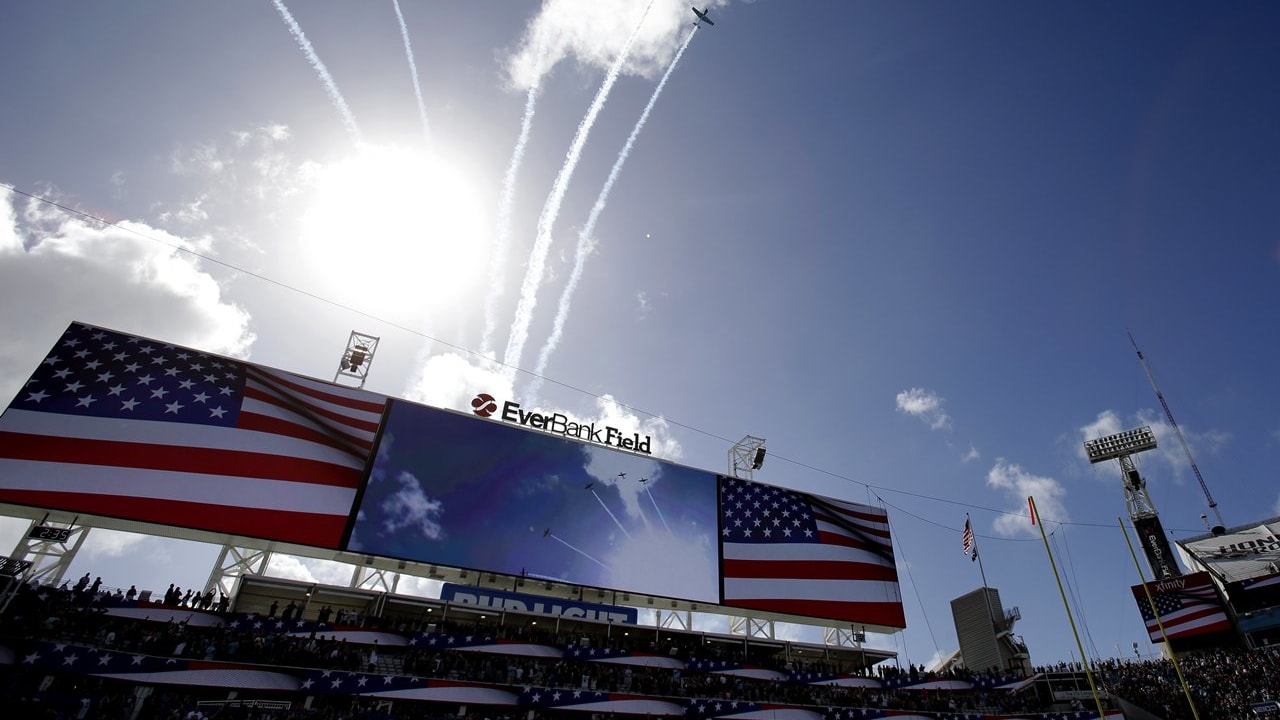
298, 144, 489, 318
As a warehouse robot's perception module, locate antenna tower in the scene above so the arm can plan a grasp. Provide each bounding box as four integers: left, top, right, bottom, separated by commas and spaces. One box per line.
1128, 332, 1226, 535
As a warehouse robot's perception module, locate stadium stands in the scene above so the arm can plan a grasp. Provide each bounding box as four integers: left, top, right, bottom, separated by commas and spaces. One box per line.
0, 575, 1139, 720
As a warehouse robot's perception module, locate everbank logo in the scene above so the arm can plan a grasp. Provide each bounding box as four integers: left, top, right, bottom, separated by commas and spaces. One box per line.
470, 393, 498, 417
470, 393, 652, 455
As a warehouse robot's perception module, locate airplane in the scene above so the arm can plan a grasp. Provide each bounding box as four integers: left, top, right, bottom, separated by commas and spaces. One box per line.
543, 528, 552, 538
692, 6, 714, 27
639, 477, 650, 485
616, 472, 627, 479
584, 482, 594, 490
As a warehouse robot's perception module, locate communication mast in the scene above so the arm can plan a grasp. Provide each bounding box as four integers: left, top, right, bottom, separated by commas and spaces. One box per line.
1128, 333, 1226, 535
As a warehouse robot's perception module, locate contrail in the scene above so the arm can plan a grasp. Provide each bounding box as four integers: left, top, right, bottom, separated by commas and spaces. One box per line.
501, 0, 656, 380
481, 38, 548, 361
272, 0, 362, 144
590, 489, 633, 539
547, 531, 610, 571
391, 0, 431, 146
644, 483, 673, 536
527, 28, 697, 396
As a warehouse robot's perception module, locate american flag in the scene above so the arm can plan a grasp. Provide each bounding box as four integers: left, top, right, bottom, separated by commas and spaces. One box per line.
962, 516, 978, 561
718, 477, 904, 628
1131, 571, 1232, 642
0, 322, 387, 548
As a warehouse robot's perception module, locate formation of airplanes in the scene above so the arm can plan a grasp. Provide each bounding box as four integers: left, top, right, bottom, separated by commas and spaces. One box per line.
692, 6, 714, 27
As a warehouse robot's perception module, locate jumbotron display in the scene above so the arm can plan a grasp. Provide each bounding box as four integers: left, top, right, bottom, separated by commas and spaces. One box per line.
347, 399, 905, 628
0, 322, 905, 629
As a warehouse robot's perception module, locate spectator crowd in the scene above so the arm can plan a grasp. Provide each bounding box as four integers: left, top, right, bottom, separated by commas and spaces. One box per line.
1, 573, 1277, 719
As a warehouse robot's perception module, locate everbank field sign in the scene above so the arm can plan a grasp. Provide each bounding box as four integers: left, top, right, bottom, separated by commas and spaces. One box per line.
469, 393, 653, 455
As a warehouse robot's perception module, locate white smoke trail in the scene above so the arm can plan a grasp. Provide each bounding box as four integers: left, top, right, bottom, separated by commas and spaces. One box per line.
501, 0, 656, 380
590, 488, 633, 539
527, 28, 697, 396
391, 0, 431, 146
481, 38, 548, 361
644, 483, 673, 536
548, 531, 610, 570
272, 0, 362, 144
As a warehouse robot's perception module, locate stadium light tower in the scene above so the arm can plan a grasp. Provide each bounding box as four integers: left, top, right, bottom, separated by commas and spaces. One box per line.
334, 331, 379, 388
1084, 426, 1181, 578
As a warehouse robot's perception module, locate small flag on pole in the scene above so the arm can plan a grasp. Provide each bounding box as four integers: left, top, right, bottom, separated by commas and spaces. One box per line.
1029, 496, 1038, 526
962, 516, 977, 561
962, 515, 972, 561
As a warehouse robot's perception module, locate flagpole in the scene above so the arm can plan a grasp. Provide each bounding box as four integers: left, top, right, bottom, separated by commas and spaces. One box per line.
1029, 496, 1108, 719
967, 514, 1001, 666
1119, 517, 1201, 720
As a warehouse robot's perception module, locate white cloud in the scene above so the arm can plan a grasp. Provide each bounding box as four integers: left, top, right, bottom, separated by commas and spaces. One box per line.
593, 393, 683, 460
505, 0, 728, 90
266, 555, 318, 583
403, 351, 515, 414
266, 555, 354, 586
960, 445, 981, 463
0, 187, 254, 406
396, 575, 444, 599
170, 142, 226, 176
986, 458, 1067, 536
896, 387, 951, 430
82, 529, 149, 559
380, 471, 446, 540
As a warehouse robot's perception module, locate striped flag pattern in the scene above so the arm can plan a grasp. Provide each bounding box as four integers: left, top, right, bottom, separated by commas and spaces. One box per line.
962, 516, 977, 561
1131, 571, 1232, 642
718, 476, 904, 628
0, 322, 387, 548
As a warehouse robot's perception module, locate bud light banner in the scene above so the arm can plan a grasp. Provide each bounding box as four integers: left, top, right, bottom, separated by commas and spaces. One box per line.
440, 583, 638, 624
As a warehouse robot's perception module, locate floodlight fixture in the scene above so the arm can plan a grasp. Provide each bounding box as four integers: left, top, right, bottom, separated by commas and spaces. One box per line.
729, 435, 767, 479
334, 330, 380, 388
1084, 426, 1156, 464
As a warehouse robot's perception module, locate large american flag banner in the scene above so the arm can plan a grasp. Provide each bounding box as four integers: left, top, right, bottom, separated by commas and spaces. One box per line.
718, 477, 904, 628
1131, 571, 1232, 642
0, 322, 387, 547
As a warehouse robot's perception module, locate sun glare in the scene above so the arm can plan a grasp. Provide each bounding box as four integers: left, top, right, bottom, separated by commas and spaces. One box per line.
298, 144, 488, 317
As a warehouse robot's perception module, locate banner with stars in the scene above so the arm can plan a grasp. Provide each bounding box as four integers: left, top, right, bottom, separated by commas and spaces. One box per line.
718, 476, 905, 628
1131, 570, 1231, 643
19, 641, 301, 689
0, 321, 387, 547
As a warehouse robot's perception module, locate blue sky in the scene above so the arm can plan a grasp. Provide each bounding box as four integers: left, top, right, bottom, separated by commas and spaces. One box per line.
2, 0, 1279, 670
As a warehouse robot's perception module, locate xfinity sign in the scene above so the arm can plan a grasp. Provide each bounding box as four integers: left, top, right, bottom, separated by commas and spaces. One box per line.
470, 393, 652, 455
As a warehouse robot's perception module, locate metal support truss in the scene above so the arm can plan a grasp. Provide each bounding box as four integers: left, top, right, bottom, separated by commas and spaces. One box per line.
729, 435, 766, 480
206, 545, 273, 599
334, 331, 380, 388
656, 608, 692, 631
1120, 454, 1159, 518
352, 559, 400, 595
9, 516, 89, 588
823, 626, 867, 648
728, 615, 776, 639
